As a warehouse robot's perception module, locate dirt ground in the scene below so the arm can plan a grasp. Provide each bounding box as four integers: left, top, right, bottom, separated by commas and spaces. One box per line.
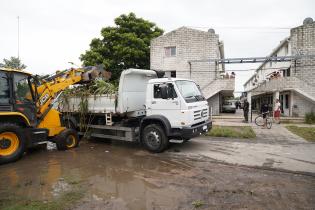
0, 140, 314, 210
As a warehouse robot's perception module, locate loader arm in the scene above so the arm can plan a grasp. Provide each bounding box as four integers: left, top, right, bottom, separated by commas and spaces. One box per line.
34, 67, 107, 136
35, 68, 85, 118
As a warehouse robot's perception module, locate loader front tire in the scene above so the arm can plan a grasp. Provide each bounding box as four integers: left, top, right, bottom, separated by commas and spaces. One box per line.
0, 124, 26, 164
56, 129, 79, 151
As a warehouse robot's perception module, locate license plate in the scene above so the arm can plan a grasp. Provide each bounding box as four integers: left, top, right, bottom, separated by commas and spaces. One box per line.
202, 125, 207, 130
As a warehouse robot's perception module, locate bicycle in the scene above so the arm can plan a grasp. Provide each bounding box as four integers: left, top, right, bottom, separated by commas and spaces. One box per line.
255, 111, 272, 129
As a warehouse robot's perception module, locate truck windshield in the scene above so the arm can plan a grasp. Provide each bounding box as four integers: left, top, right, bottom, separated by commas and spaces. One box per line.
175, 80, 205, 103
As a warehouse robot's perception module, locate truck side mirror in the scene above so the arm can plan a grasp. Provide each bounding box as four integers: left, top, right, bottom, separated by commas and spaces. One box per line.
160, 84, 168, 99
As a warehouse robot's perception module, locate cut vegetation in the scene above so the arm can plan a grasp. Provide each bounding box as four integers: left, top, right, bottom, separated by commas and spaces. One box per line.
206, 126, 256, 139
285, 126, 315, 142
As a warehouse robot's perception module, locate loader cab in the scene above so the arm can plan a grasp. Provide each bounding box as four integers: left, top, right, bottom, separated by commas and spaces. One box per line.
0, 69, 38, 126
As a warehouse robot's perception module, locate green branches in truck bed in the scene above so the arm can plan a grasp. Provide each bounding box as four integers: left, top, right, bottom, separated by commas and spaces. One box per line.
90, 79, 117, 95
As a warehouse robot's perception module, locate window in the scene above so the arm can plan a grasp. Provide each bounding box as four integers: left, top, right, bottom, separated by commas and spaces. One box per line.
286, 68, 290, 77
0, 71, 10, 104
165, 46, 176, 57
153, 83, 177, 99
283, 68, 291, 77
280, 95, 284, 113
14, 73, 32, 103
171, 71, 176, 78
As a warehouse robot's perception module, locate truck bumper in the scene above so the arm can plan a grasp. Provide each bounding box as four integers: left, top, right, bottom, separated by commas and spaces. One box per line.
179, 120, 212, 139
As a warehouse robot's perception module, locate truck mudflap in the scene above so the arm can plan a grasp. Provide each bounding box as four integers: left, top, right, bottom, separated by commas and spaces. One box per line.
179, 120, 212, 139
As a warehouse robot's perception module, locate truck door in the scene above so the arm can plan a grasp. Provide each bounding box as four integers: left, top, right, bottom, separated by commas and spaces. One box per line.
147, 83, 181, 127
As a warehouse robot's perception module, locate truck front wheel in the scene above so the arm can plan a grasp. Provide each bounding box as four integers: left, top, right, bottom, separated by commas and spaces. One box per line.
142, 124, 168, 153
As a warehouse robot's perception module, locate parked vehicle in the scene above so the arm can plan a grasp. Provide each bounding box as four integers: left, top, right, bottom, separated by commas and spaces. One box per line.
61, 69, 212, 152
222, 99, 236, 113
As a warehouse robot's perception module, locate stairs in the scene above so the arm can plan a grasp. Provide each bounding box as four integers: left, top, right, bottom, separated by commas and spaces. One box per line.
202, 78, 235, 99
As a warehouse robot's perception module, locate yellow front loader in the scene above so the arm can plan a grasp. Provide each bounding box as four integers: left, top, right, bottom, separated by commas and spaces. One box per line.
0, 67, 105, 164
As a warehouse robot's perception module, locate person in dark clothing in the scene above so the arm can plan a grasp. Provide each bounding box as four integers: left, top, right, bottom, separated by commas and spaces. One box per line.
243, 98, 249, 122
260, 100, 269, 128
235, 101, 239, 109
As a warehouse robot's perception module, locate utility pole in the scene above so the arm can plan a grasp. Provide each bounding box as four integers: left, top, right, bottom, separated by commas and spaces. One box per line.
17, 16, 20, 59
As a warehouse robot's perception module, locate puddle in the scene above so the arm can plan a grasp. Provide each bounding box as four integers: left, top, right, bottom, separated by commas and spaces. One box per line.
0, 140, 314, 210
0, 140, 193, 209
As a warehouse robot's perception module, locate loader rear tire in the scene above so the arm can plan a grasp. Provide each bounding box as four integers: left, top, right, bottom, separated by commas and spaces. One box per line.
0, 124, 26, 164
56, 129, 79, 151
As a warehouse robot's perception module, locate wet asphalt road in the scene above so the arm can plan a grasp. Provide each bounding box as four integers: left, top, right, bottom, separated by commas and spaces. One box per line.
170, 135, 315, 174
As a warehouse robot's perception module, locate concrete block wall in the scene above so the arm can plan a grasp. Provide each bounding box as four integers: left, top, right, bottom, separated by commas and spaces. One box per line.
150, 27, 221, 89
207, 92, 220, 115
292, 91, 315, 117
290, 21, 315, 97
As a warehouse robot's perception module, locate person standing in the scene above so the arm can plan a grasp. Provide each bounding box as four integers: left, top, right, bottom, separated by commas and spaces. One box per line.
274, 99, 281, 124
260, 100, 269, 128
243, 98, 249, 123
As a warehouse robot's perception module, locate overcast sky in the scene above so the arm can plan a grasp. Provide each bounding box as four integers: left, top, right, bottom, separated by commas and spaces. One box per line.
1, 0, 314, 93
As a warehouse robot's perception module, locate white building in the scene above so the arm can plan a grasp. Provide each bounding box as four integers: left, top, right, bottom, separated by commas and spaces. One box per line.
150, 27, 235, 115
243, 18, 315, 117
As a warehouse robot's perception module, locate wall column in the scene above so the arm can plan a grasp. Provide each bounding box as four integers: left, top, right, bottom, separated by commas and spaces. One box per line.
247, 91, 252, 122
272, 91, 280, 118
290, 91, 294, 117
273, 91, 280, 110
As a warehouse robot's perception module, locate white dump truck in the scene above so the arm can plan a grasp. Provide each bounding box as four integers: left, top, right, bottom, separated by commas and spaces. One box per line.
61, 69, 211, 152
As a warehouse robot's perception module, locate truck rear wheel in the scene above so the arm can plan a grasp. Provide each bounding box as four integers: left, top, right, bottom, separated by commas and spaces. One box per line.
0, 124, 26, 164
55, 129, 79, 150
142, 124, 168, 153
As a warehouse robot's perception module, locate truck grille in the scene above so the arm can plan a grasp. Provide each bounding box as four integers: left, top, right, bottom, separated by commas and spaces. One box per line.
193, 108, 208, 120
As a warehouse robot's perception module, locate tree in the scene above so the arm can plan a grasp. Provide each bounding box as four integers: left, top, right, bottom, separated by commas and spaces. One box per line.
0, 56, 27, 70
80, 13, 164, 81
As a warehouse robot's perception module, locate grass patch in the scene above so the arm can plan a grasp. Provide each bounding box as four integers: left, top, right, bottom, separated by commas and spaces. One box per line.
206, 126, 256, 139
305, 112, 315, 124
192, 200, 204, 208
0, 190, 84, 210
285, 126, 315, 142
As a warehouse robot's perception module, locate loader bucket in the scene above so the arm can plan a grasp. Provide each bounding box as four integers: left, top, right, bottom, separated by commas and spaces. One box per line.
82, 66, 112, 82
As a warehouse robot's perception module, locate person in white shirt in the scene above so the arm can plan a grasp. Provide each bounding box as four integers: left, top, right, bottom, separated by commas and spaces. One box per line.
274, 99, 281, 124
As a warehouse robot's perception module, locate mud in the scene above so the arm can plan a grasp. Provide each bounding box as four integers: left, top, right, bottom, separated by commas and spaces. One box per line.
0, 140, 315, 210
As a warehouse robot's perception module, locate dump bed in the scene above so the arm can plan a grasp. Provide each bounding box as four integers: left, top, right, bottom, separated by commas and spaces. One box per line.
61, 94, 116, 113
60, 68, 157, 116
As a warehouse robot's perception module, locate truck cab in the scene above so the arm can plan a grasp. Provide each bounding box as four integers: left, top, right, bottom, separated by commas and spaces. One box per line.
116, 69, 211, 152
145, 78, 210, 140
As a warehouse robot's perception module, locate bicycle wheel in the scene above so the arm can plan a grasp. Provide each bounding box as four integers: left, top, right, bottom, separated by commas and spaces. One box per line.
255, 115, 264, 126
266, 118, 272, 129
